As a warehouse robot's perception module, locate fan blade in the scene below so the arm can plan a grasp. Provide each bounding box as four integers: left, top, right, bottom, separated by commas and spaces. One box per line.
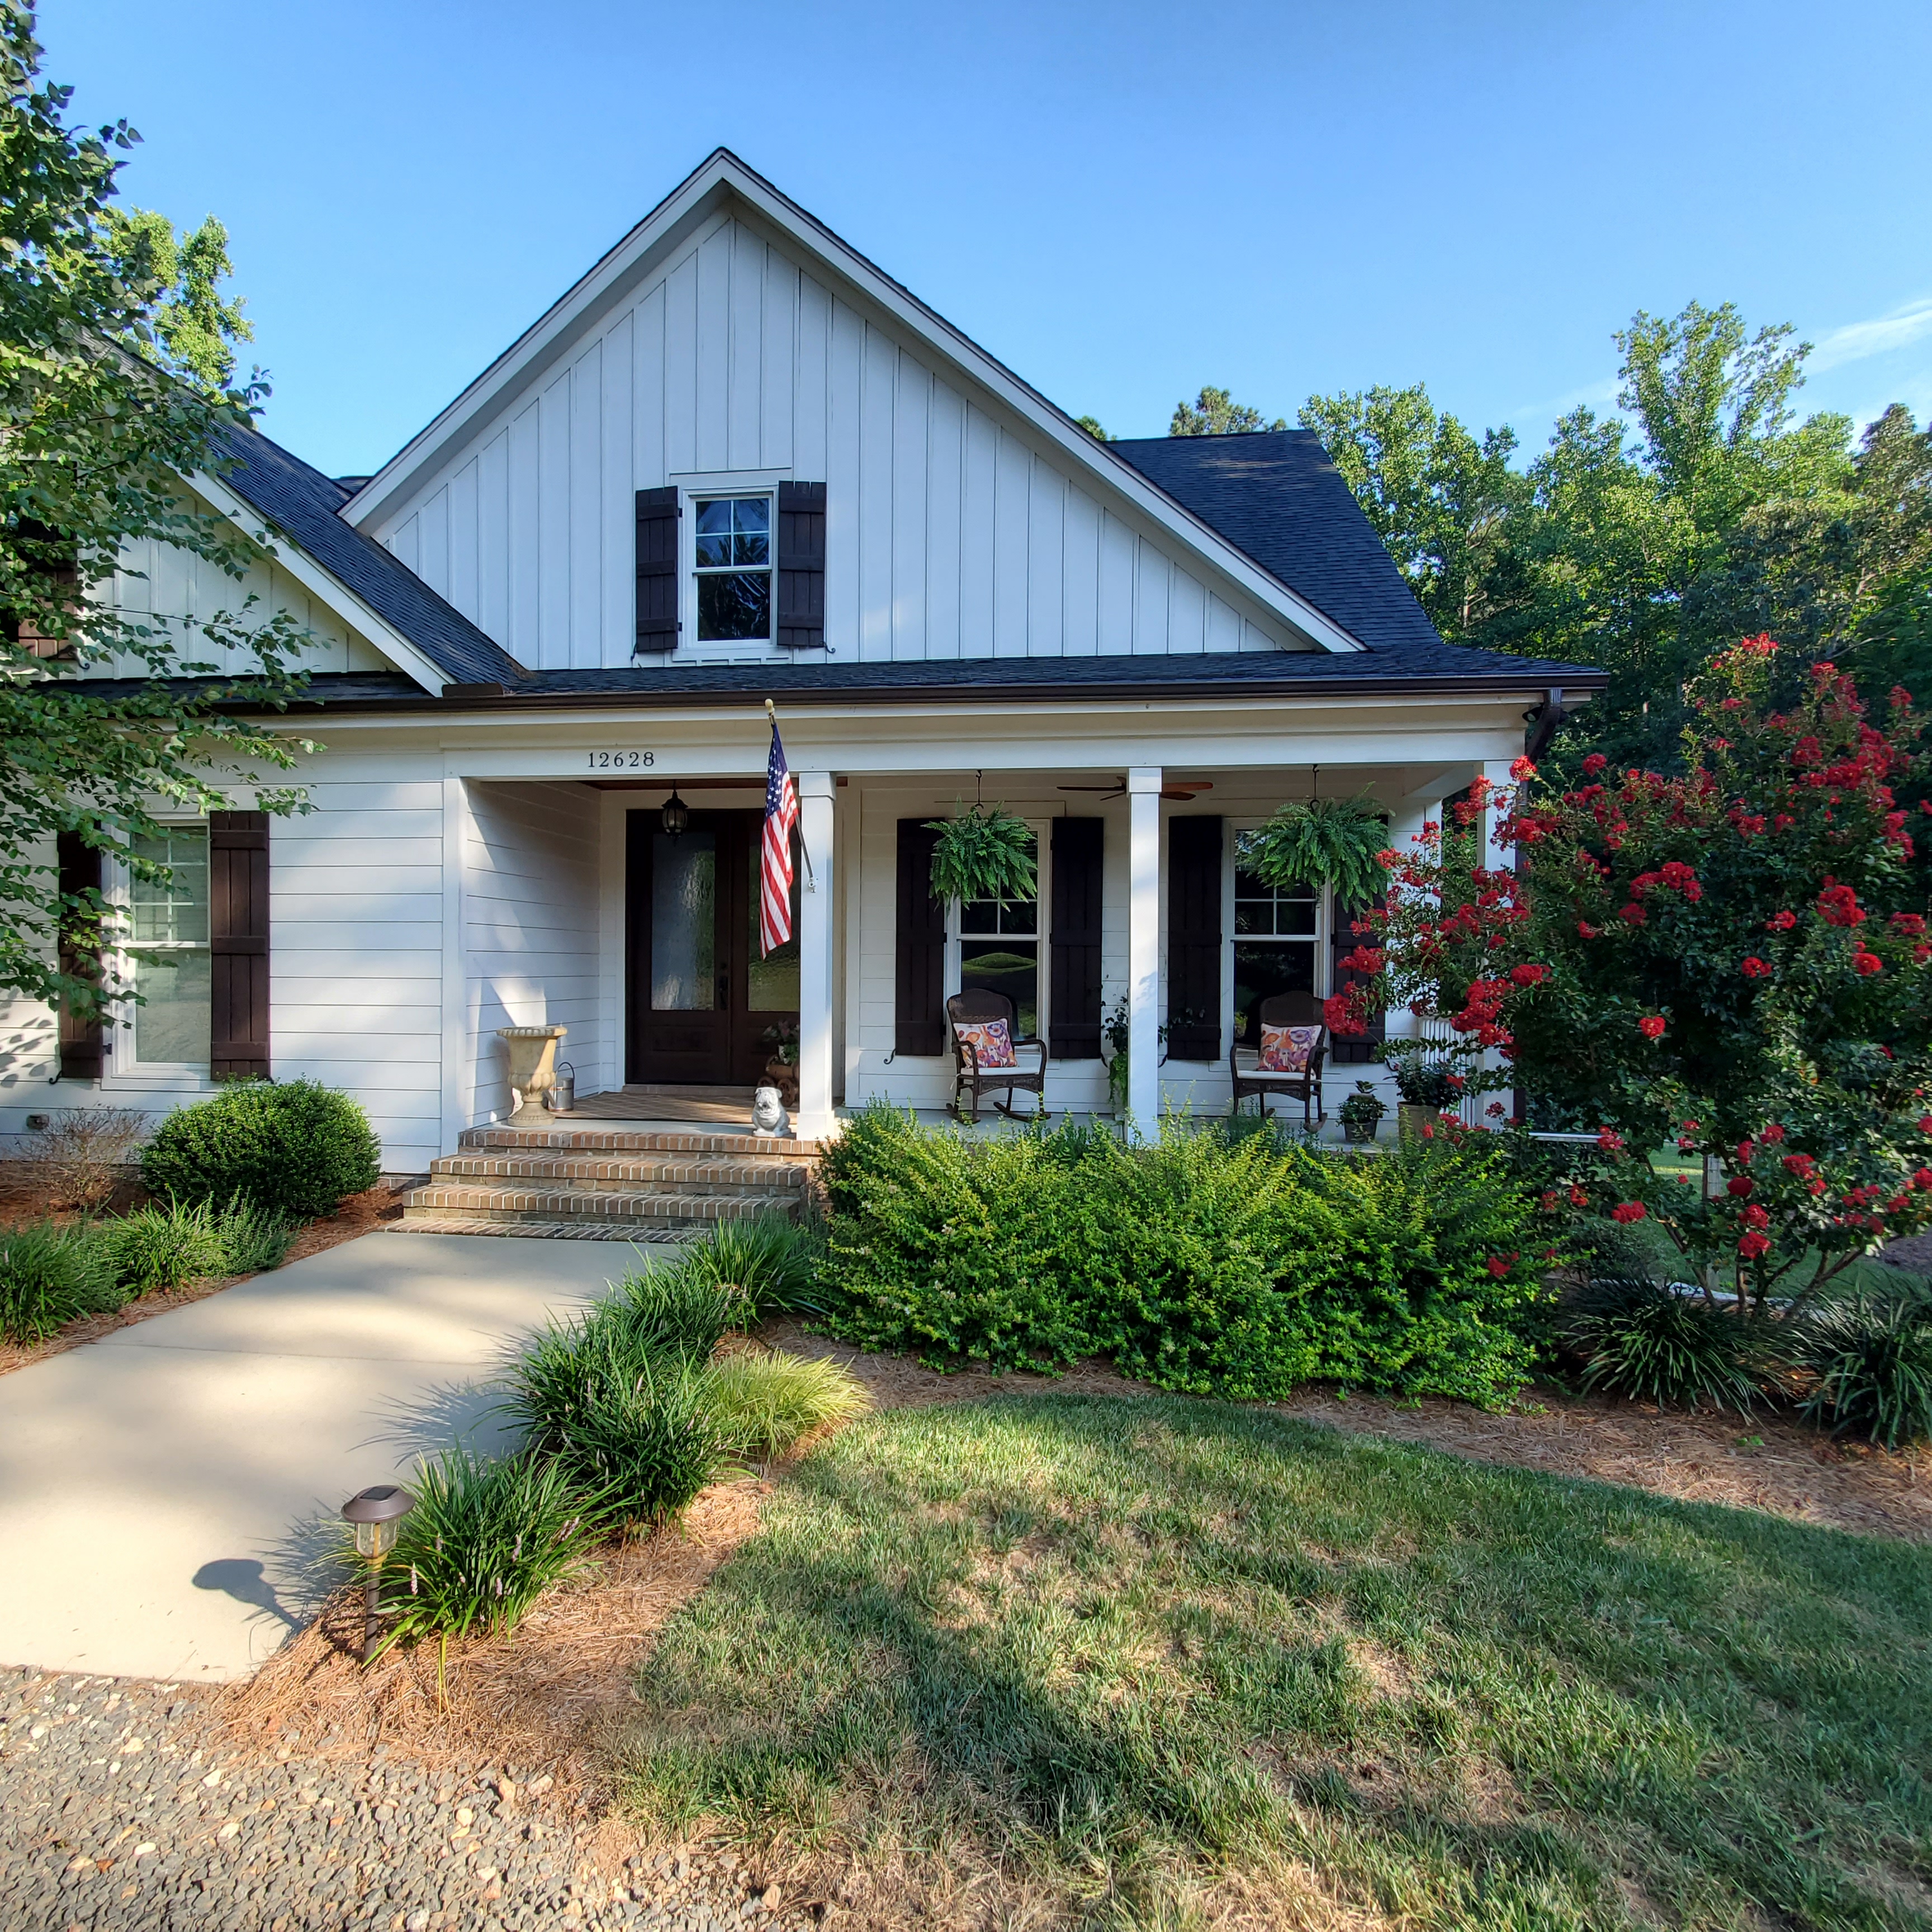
1057, 784, 1125, 793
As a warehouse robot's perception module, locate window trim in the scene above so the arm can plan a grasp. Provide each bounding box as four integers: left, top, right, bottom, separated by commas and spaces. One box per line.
98, 819, 221, 1093
683, 486, 777, 655
1225, 820, 1329, 1049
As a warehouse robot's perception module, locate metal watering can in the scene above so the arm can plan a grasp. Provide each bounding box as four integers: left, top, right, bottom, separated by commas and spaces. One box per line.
544, 1061, 576, 1112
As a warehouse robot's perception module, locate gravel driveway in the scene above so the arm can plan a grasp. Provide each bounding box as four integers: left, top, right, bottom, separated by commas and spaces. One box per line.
0, 1668, 807, 1932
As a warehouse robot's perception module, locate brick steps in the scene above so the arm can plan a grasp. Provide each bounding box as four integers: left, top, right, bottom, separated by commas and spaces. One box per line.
388, 1218, 695, 1243
429, 1154, 815, 1196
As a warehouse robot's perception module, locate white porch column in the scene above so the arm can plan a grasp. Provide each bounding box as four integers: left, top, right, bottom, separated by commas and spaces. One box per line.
797, 771, 836, 1140
1480, 759, 1518, 873
1126, 768, 1163, 1142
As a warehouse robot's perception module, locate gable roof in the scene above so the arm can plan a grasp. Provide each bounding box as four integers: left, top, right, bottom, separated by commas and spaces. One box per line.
1111, 432, 1445, 657
337, 149, 1368, 655
207, 423, 524, 688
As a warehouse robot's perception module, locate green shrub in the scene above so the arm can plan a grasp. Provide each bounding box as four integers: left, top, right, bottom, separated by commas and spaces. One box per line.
100, 1197, 230, 1292
1568, 1278, 1763, 1413
682, 1215, 823, 1315
604, 1260, 747, 1362
817, 1105, 1551, 1405
215, 1198, 297, 1275
709, 1347, 871, 1457
501, 1307, 738, 1526
357, 1450, 609, 1651
1784, 1279, 1932, 1448
140, 1078, 380, 1219
0, 1221, 124, 1342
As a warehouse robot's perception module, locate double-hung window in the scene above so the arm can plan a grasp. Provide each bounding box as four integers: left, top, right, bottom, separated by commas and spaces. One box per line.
125, 826, 211, 1067
955, 830, 1042, 1038
693, 496, 772, 643
1231, 831, 1322, 1045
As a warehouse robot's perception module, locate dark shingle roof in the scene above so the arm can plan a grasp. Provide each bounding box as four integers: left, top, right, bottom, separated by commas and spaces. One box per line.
211, 425, 524, 686
1109, 430, 1445, 655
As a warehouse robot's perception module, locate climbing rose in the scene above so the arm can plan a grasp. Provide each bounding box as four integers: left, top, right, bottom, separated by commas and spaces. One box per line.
1597, 1128, 1626, 1153
1738, 1231, 1770, 1259
1727, 1176, 1754, 1196
1578, 921, 1600, 938
1766, 910, 1797, 931
1611, 1202, 1646, 1224
1855, 951, 1884, 976
1639, 1015, 1666, 1039
1582, 752, 1607, 775
1917, 1115, 1932, 1134
1817, 881, 1867, 927
1783, 1153, 1817, 1178
1485, 1256, 1510, 1277
1742, 956, 1772, 978
1510, 756, 1537, 782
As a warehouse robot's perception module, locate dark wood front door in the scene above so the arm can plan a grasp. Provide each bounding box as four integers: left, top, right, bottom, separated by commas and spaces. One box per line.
625, 808, 800, 1085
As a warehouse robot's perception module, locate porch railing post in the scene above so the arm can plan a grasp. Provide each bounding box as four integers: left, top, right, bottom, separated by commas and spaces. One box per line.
797, 770, 837, 1140
1126, 768, 1163, 1143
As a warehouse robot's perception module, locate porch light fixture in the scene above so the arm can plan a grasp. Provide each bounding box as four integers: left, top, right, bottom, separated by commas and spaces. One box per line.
341, 1482, 415, 1664
661, 789, 689, 838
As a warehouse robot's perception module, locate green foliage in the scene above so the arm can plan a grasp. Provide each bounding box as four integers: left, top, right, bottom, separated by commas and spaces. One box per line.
140, 1079, 380, 1219
0, 1220, 123, 1341
1568, 1278, 1763, 1413
1374, 1040, 1461, 1108
817, 1105, 1550, 1405
103, 206, 252, 395
0, 12, 316, 1016
678, 1214, 823, 1316
100, 1195, 228, 1291
924, 803, 1038, 906
357, 1450, 609, 1653
708, 1347, 872, 1458
214, 1196, 296, 1273
1240, 797, 1389, 907
1072, 413, 1111, 441
1169, 385, 1286, 436
600, 1259, 747, 1361
502, 1295, 739, 1528
1785, 1278, 1932, 1448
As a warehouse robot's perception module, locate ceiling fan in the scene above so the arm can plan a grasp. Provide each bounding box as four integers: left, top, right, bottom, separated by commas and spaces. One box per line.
1058, 777, 1214, 803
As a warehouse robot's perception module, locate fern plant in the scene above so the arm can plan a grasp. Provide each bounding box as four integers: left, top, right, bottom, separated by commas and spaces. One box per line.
1242, 796, 1390, 907
925, 803, 1037, 906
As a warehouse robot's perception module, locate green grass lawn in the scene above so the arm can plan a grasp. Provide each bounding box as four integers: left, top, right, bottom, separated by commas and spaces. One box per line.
621, 1396, 1932, 1931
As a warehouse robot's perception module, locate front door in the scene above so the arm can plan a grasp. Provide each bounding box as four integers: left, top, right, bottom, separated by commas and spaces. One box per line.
626, 808, 800, 1084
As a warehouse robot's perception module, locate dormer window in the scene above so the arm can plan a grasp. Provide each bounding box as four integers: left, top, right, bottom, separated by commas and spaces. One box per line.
693, 496, 771, 642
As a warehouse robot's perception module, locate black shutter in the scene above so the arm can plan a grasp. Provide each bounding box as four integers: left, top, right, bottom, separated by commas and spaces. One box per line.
634, 486, 680, 652
1166, 816, 1222, 1060
55, 832, 103, 1079
1329, 897, 1386, 1065
209, 811, 271, 1081
1049, 817, 1103, 1058
894, 818, 945, 1057
776, 481, 826, 649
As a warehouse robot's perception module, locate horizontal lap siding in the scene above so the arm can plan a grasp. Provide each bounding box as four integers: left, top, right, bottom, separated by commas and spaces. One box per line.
462, 782, 603, 1126
366, 216, 1300, 670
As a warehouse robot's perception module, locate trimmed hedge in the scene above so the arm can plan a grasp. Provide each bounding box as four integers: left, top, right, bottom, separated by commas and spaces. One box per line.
140, 1078, 381, 1219
817, 1106, 1551, 1406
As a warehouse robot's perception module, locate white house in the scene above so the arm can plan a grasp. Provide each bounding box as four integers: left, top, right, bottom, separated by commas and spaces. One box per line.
0, 150, 1600, 1198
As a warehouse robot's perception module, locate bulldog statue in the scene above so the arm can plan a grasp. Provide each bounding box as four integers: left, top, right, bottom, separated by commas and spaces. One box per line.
751, 1085, 791, 1138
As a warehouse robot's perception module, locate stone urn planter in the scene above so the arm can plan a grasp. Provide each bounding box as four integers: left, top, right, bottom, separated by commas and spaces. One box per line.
764, 1055, 800, 1110
497, 1024, 567, 1123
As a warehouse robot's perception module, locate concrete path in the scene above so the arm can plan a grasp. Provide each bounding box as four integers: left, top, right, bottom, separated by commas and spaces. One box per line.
0, 1232, 645, 1684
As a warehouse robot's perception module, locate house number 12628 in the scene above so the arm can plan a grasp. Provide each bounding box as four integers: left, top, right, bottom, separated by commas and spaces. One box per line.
586, 751, 655, 769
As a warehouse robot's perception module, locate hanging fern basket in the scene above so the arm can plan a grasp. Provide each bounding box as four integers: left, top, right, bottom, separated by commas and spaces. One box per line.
925, 803, 1038, 905
1244, 794, 1391, 907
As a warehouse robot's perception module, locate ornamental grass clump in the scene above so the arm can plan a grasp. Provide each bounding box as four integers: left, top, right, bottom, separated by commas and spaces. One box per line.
356, 1450, 609, 1654
0, 1221, 124, 1343
681, 1214, 824, 1316
1784, 1278, 1932, 1447
709, 1347, 872, 1458
1568, 1277, 1764, 1413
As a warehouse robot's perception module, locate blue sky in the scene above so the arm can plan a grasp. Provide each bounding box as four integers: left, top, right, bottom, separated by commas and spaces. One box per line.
42, 0, 1932, 480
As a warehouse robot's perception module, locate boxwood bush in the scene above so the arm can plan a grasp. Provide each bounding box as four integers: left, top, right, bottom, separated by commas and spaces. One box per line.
140, 1078, 381, 1219
817, 1105, 1552, 1405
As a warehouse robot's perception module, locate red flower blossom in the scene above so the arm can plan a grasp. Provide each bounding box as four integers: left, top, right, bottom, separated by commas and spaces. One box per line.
1766, 910, 1797, 931
1578, 921, 1600, 938
1919, 1115, 1932, 1134
1762, 1124, 1786, 1143
1610, 1202, 1646, 1224
1738, 1231, 1770, 1259
1323, 993, 1366, 1038
1485, 1256, 1510, 1277
1569, 1186, 1590, 1208
1742, 1204, 1770, 1229
1742, 956, 1772, 978
1583, 752, 1608, 776
1510, 756, 1537, 782
1509, 962, 1551, 986
1817, 880, 1866, 927
1597, 1128, 1626, 1154
1620, 903, 1647, 926
1855, 951, 1884, 976
1916, 1168, 1932, 1190
1639, 1015, 1666, 1039
1783, 1153, 1816, 1178
1727, 1176, 1754, 1196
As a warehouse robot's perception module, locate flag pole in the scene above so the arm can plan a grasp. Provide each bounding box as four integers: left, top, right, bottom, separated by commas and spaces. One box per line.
766, 697, 816, 889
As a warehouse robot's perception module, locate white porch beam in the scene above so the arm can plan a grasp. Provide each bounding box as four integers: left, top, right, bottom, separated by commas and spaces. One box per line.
797, 771, 837, 1140
1127, 768, 1162, 1142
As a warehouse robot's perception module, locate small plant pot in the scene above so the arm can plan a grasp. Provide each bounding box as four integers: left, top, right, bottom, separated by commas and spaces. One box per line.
1341, 1116, 1381, 1145
764, 1057, 800, 1110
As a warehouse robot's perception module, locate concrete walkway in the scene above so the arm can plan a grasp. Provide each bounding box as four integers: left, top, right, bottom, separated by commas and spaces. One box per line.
0, 1232, 643, 1684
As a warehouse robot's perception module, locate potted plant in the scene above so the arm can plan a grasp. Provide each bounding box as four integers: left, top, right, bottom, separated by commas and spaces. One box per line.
760, 1020, 801, 1110
1338, 1081, 1387, 1144
1240, 794, 1390, 905
925, 802, 1038, 906
1101, 995, 1167, 1118
1376, 1040, 1462, 1140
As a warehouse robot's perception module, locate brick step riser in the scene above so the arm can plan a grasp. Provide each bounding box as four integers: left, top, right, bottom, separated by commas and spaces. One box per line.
404, 1183, 799, 1216
402, 1196, 794, 1228
428, 1160, 815, 1194
456, 1129, 822, 1160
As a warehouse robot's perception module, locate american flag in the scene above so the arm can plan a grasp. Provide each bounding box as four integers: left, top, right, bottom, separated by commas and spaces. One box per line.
760, 712, 799, 957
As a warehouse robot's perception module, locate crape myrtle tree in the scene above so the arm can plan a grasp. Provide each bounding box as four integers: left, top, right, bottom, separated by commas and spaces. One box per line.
1328, 634, 1932, 1307
0, 3, 312, 1023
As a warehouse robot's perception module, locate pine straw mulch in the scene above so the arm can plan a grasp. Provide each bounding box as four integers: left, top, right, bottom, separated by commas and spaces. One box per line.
0, 1182, 406, 1379
215, 1475, 774, 1807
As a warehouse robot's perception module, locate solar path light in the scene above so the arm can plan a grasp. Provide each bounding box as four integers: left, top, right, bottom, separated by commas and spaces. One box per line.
341, 1482, 415, 1664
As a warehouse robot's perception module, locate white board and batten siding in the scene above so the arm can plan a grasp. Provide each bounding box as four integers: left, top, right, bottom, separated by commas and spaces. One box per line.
368, 216, 1300, 671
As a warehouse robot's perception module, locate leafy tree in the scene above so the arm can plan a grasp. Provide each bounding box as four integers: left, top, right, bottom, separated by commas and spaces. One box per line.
104, 207, 253, 395
1170, 385, 1286, 436
1073, 413, 1112, 441
1333, 636, 1932, 1307
0, 4, 312, 1025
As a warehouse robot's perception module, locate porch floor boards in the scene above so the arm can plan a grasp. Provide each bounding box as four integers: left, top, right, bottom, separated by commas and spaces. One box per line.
562, 1083, 762, 1125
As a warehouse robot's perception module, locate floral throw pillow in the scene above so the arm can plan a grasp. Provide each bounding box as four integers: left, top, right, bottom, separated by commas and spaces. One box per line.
1258, 1022, 1322, 1073
955, 1018, 1016, 1068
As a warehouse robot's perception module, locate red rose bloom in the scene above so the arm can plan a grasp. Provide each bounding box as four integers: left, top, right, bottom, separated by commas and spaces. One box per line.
1742, 956, 1772, 978
1510, 756, 1537, 781
1855, 951, 1884, 976
1727, 1176, 1754, 1196
1610, 1202, 1646, 1224
1738, 1232, 1770, 1259
1485, 1256, 1510, 1277
1639, 1015, 1666, 1039
1597, 1128, 1625, 1153
1583, 752, 1608, 776
1766, 911, 1797, 931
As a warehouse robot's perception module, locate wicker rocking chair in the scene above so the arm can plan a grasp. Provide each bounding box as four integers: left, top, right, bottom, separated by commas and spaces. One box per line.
1229, 991, 1329, 1129
946, 989, 1048, 1124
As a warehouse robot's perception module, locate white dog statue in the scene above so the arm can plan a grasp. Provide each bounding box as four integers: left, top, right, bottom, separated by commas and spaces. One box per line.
751, 1085, 791, 1138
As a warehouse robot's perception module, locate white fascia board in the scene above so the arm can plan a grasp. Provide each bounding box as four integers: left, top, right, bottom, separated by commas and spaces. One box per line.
340, 151, 1367, 656
188, 468, 448, 696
